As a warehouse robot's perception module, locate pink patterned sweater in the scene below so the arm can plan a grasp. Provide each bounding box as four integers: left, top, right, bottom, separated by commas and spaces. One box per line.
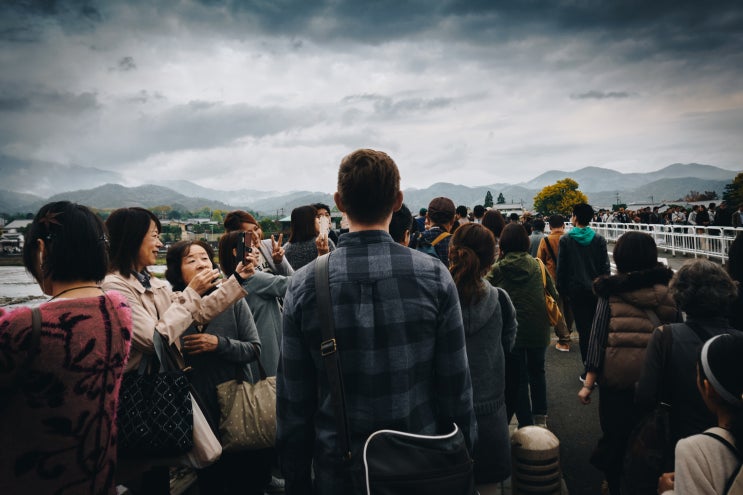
0, 292, 132, 495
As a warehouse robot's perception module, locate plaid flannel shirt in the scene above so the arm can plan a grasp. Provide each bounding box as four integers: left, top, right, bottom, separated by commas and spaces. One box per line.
277, 230, 476, 494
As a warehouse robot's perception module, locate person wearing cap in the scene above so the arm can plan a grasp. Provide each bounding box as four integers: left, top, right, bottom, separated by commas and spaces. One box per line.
657, 333, 743, 494
415, 207, 427, 232
421, 197, 456, 265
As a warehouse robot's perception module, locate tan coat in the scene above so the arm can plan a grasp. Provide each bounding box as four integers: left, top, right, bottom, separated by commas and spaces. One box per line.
103, 272, 247, 371
536, 228, 563, 280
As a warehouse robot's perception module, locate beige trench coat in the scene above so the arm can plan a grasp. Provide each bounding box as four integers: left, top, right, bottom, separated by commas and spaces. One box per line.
103, 272, 247, 371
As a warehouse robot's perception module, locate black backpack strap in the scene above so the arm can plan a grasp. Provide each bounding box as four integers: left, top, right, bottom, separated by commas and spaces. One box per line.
658, 324, 674, 407
544, 237, 557, 263
684, 320, 714, 343
315, 254, 352, 460
702, 431, 742, 494
703, 432, 741, 459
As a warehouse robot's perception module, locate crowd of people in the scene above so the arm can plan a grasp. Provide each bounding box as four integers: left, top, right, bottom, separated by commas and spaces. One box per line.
1, 149, 742, 495
594, 202, 743, 229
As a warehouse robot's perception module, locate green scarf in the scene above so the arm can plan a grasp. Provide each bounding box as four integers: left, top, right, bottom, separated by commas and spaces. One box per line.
568, 226, 596, 246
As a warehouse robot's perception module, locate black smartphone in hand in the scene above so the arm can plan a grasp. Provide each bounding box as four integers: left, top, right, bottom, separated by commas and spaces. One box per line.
236, 232, 253, 265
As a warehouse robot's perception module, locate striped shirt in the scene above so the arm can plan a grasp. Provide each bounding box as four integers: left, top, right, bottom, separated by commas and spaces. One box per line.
277, 230, 476, 493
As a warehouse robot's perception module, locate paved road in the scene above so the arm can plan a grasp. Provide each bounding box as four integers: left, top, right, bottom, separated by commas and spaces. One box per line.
545, 333, 604, 495
544, 245, 698, 495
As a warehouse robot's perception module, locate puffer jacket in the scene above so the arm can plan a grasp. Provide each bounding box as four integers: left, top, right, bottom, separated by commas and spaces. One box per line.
593, 265, 678, 389
487, 251, 558, 348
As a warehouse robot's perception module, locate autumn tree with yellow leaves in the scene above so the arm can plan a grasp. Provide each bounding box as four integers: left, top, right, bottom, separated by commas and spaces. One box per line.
533, 178, 588, 216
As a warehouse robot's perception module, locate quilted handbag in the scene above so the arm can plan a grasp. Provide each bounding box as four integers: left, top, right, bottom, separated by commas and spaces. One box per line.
216, 358, 276, 451
117, 330, 193, 458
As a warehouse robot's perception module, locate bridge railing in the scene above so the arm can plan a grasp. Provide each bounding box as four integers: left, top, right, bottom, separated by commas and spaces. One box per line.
586, 222, 742, 264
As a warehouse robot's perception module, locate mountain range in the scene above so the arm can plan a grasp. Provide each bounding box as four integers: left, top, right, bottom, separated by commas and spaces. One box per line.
0, 157, 738, 216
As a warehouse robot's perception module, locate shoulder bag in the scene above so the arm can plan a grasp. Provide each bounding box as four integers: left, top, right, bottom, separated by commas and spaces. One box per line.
117, 330, 194, 458
0, 308, 43, 412
621, 324, 674, 495
216, 354, 277, 452
536, 258, 563, 327
314, 254, 475, 495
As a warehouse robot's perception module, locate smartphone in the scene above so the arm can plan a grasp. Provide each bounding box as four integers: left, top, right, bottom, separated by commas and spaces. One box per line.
236, 232, 252, 264
318, 216, 330, 236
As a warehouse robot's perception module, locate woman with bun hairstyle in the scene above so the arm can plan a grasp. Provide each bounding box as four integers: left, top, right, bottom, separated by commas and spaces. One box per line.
449, 223, 517, 485
658, 333, 743, 494
0, 201, 132, 495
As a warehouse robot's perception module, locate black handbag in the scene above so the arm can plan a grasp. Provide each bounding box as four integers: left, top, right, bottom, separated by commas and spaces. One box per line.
117, 330, 193, 458
314, 254, 475, 495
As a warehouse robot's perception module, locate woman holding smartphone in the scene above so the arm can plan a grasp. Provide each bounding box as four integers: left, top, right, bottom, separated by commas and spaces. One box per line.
165, 240, 271, 495
283, 205, 335, 270
223, 211, 293, 377
103, 207, 254, 494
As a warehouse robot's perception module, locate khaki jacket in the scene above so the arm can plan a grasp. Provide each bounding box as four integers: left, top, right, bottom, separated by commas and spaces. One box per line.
103, 272, 247, 371
536, 228, 563, 280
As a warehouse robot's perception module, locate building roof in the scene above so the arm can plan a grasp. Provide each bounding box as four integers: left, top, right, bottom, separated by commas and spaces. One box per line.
4, 219, 33, 230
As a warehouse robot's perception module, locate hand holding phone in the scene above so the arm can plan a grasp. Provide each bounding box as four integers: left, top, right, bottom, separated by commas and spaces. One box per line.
236, 232, 253, 265
318, 216, 330, 236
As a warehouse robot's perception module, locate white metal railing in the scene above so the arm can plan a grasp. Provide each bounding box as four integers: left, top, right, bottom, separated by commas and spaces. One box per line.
585, 222, 742, 264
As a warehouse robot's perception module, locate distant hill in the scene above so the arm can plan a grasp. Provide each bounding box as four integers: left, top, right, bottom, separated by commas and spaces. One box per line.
1, 162, 738, 215
156, 180, 285, 206
588, 178, 730, 208
520, 163, 736, 192
0, 155, 125, 198
40, 184, 235, 211
0, 189, 44, 213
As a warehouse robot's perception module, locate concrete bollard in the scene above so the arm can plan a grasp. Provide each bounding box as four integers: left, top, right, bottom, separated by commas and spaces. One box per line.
511, 426, 562, 494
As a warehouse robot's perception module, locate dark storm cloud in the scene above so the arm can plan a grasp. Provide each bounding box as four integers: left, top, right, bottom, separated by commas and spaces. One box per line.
5, 1, 742, 61
0, 0, 101, 42
0, 89, 99, 114
570, 91, 633, 100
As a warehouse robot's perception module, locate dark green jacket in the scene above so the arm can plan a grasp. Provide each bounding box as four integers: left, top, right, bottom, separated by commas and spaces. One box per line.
487, 252, 558, 348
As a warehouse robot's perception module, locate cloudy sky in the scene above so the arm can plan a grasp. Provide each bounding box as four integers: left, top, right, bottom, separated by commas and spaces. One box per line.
1, 0, 742, 193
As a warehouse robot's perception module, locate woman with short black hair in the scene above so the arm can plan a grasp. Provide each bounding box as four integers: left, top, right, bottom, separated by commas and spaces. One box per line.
103, 207, 254, 493
1, 201, 132, 494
